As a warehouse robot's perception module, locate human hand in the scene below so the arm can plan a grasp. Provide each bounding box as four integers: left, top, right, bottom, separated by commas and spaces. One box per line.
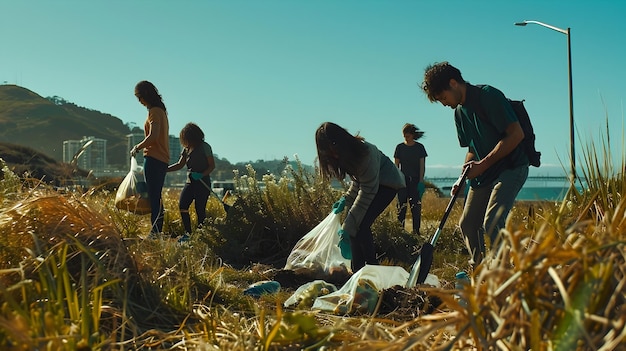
451, 167, 470, 196
451, 179, 462, 196
337, 228, 352, 259
130, 145, 139, 157
190, 172, 203, 180
332, 196, 346, 214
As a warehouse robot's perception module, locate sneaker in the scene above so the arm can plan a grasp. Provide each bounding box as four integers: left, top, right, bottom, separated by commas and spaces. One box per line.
177, 234, 191, 245
146, 232, 161, 240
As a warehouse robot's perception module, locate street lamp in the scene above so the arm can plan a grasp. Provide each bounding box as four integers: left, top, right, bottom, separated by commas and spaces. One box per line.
515, 20, 575, 185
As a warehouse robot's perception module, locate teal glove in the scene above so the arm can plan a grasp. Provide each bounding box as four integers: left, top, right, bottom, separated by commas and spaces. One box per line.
337, 229, 352, 259
417, 182, 426, 200
332, 196, 346, 214
190, 172, 203, 180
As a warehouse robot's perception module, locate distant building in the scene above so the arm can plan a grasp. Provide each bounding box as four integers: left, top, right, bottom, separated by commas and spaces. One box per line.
168, 135, 186, 186
169, 135, 181, 164
62, 140, 83, 164
62, 136, 107, 172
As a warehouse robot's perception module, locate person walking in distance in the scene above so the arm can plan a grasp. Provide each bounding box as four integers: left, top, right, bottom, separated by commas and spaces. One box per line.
131, 80, 169, 239
394, 123, 427, 235
316, 122, 405, 272
421, 62, 529, 267
167, 123, 216, 243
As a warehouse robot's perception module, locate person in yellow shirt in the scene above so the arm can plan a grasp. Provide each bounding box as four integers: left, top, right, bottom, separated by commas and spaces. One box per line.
131, 80, 170, 239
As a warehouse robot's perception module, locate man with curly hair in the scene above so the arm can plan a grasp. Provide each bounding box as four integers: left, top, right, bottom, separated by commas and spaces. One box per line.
422, 62, 529, 267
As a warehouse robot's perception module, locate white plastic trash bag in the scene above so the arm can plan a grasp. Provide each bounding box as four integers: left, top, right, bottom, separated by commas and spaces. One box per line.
284, 212, 351, 278
312, 265, 409, 315
115, 157, 150, 215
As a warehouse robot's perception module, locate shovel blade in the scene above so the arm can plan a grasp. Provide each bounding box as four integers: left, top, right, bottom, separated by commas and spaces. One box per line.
416, 243, 434, 285
406, 243, 434, 287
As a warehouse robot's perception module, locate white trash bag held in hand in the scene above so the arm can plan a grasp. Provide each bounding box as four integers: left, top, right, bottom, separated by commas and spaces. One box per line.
115, 157, 151, 215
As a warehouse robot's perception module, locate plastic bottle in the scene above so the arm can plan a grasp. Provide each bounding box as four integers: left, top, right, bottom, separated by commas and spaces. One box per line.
455, 271, 470, 307
243, 280, 281, 298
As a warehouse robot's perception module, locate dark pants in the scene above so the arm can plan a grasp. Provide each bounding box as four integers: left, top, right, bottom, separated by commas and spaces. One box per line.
179, 179, 211, 234
350, 185, 398, 272
397, 176, 422, 233
144, 156, 167, 234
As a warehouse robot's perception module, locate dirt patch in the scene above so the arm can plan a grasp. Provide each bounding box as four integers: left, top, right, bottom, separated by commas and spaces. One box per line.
377, 285, 442, 321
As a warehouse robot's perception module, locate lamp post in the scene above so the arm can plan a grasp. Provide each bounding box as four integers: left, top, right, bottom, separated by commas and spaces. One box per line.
515, 20, 575, 185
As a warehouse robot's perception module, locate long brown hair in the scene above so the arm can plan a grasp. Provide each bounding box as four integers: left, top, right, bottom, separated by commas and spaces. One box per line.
135, 80, 166, 111
315, 122, 368, 181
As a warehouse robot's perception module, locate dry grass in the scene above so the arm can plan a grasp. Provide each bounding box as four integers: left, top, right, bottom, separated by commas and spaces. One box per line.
0, 153, 625, 350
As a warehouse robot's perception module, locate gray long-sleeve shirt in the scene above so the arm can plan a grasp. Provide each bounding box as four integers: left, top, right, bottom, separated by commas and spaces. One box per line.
342, 141, 406, 237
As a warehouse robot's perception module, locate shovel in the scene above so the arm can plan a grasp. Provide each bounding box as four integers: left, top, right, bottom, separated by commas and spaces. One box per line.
197, 178, 232, 213
406, 168, 468, 287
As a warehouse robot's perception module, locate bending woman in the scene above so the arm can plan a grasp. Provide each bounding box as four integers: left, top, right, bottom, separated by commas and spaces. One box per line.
316, 122, 405, 271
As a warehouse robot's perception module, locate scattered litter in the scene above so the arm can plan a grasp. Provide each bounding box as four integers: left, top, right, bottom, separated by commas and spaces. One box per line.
243, 280, 281, 298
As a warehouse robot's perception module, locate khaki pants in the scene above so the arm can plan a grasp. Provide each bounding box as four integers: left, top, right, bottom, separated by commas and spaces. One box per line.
459, 165, 529, 266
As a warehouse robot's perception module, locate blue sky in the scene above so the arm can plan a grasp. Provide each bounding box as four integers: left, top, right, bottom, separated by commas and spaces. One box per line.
1, 1, 625, 178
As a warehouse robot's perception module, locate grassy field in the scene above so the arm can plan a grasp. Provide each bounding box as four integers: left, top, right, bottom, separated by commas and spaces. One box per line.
0, 151, 624, 350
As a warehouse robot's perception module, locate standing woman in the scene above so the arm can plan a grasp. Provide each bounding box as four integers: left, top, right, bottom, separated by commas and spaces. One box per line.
394, 123, 428, 235
167, 123, 216, 243
316, 122, 405, 272
131, 81, 169, 238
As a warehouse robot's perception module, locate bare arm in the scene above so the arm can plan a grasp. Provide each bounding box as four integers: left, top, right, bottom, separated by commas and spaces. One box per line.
167, 154, 186, 172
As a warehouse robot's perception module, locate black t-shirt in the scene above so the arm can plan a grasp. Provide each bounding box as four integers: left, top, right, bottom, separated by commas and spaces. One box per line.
182, 141, 213, 183
393, 142, 427, 179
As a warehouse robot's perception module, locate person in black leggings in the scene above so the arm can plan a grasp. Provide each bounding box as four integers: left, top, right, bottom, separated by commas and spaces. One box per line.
167, 123, 216, 243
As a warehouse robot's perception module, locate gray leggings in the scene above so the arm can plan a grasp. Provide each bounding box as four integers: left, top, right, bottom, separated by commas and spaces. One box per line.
459, 165, 528, 266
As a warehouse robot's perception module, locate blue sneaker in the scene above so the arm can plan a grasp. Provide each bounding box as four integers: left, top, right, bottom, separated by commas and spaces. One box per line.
177, 234, 191, 245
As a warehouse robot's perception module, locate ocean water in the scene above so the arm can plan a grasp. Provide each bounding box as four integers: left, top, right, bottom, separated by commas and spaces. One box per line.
429, 177, 579, 201
516, 186, 569, 201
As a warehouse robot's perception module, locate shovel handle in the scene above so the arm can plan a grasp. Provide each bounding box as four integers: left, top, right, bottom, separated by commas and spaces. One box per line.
430, 167, 469, 246
197, 178, 231, 212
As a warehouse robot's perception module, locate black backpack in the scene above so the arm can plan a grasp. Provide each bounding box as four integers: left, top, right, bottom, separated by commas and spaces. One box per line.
475, 85, 541, 167
507, 99, 541, 167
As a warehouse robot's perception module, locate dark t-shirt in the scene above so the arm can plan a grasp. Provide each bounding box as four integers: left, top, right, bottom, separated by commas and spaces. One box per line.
181, 141, 213, 183
393, 142, 427, 179
455, 84, 528, 187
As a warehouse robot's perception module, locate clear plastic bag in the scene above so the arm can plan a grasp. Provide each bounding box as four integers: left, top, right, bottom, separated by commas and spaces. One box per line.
284, 280, 337, 309
284, 212, 351, 278
312, 265, 409, 315
115, 157, 151, 215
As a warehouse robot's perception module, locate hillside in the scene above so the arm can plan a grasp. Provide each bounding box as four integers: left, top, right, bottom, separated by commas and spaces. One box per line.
0, 142, 90, 185
0, 84, 314, 181
0, 85, 131, 167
